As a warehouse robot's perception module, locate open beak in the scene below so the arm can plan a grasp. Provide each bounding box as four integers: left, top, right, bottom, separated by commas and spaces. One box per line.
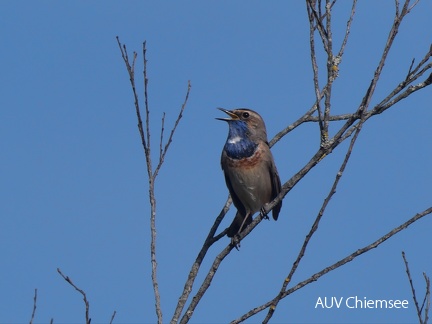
216, 108, 239, 121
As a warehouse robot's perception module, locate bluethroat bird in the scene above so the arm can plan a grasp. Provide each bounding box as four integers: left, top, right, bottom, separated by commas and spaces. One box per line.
217, 108, 282, 242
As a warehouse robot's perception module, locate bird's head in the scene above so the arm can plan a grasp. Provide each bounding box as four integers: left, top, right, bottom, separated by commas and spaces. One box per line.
216, 108, 268, 143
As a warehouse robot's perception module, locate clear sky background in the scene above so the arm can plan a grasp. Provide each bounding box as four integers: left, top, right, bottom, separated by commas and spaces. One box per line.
1, 1, 431, 323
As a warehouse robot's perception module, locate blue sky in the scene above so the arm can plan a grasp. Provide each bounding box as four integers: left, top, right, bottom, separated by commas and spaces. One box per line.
1, 1, 431, 323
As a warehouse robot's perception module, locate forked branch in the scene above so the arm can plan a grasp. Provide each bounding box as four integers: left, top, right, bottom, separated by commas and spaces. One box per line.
117, 37, 191, 324
57, 268, 91, 324
402, 251, 430, 324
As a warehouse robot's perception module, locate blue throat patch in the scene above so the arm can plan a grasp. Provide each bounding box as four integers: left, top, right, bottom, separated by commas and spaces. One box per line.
224, 120, 258, 159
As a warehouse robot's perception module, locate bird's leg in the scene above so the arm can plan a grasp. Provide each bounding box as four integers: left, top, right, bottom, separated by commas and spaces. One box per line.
230, 212, 252, 250
237, 212, 251, 235
260, 206, 269, 220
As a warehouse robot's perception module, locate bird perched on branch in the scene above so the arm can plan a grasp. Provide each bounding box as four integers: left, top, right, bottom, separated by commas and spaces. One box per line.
217, 108, 282, 245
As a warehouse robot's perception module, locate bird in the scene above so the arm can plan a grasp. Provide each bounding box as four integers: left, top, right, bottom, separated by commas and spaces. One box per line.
217, 108, 282, 244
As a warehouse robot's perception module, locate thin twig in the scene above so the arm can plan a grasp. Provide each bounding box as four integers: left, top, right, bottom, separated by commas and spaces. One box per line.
422, 273, 430, 323
323, 0, 333, 141
409, 45, 432, 76
29, 288, 37, 324
304, 113, 353, 122
143, 41, 152, 162
375, 54, 432, 112
269, 85, 328, 147
57, 268, 91, 324
319, 1, 421, 159
402, 251, 431, 324
311, 0, 336, 31
408, 0, 421, 11
370, 71, 432, 115
273, 46, 430, 143
307, 1, 329, 53
355, 0, 413, 115
306, 0, 326, 141
155, 80, 191, 178
406, 58, 416, 81
116, 37, 148, 161
159, 112, 166, 163
375, 44, 432, 111
109, 310, 117, 324
337, 0, 357, 59
402, 251, 423, 323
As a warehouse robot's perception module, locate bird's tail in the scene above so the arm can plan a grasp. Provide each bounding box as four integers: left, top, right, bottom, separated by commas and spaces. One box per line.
227, 212, 252, 237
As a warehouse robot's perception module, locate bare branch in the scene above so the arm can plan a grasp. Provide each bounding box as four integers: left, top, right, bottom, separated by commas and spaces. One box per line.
356, 0, 414, 115
422, 273, 430, 323
132, 2, 430, 322
109, 310, 117, 324
402, 251, 423, 323
171, 197, 231, 324
233, 207, 432, 323
409, 44, 432, 77
408, 0, 421, 12
116, 37, 149, 165
271, 45, 430, 148
177, 115, 369, 316
307, 0, 329, 53
337, 0, 357, 59
159, 112, 166, 164
262, 114, 367, 323
269, 86, 326, 147
406, 58, 416, 80
305, 113, 353, 122
117, 39, 163, 323
179, 243, 236, 324
57, 268, 91, 324
155, 80, 191, 178
180, 2, 431, 320
29, 288, 37, 324
143, 41, 152, 168
118, 38, 192, 324
322, 0, 334, 141
305, 0, 359, 146
310, 0, 336, 31
306, 0, 326, 141
402, 251, 431, 324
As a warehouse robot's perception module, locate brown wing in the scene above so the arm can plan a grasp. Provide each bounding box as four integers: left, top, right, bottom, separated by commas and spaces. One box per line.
269, 159, 282, 221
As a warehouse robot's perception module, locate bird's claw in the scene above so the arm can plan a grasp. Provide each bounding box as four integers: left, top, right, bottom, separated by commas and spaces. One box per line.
260, 207, 269, 220
230, 235, 241, 250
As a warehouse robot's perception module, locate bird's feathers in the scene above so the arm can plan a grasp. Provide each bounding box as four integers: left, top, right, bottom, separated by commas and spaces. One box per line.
218, 108, 283, 238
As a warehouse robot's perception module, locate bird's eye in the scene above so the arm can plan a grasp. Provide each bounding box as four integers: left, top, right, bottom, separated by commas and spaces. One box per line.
242, 112, 250, 118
